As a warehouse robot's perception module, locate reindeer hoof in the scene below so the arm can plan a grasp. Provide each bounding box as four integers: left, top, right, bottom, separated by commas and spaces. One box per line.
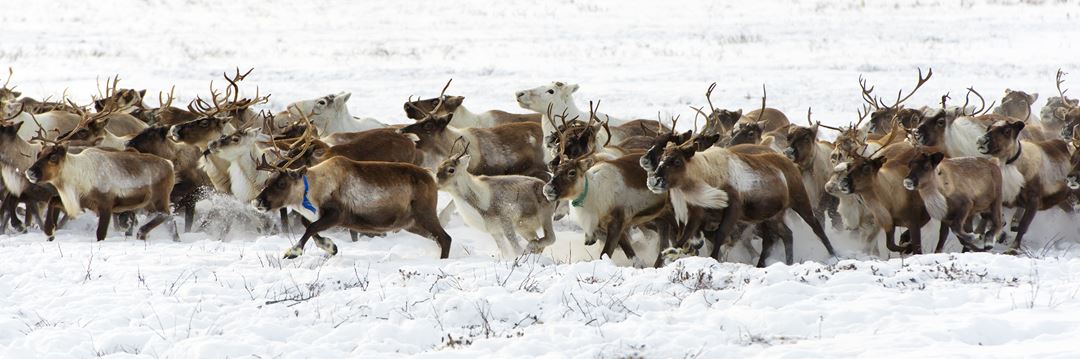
661, 247, 690, 265
1003, 248, 1021, 256
688, 238, 705, 250
526, 241, 544, 254
630, 257, 647, 268
46, 236, 55, 242
283, 247, 304, 259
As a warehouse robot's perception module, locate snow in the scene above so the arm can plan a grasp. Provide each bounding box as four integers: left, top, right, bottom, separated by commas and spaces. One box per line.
3, 0, 1080, 357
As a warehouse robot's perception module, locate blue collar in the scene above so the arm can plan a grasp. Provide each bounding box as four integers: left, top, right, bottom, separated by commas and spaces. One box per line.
302, 175, 317, 213
571, 176, 589, 207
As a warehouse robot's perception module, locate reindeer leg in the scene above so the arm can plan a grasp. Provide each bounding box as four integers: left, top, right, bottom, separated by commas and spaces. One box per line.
884, 226, 905, 253
4, 193, 24, 233
43, 197, 61, 241
935, 221, 950, 253
498, 220, 525, 257
776, 220, 795, 265
652, 220, 672, 268
284, 208, 340, 259
792, 194, 836, 257
988, 200, 1005, 246
96, 209, 112, 242
137, 212, 176, 241
532, 212, 557, 253
349, 231, 359, 242
183, 203, 195, 233
712, 190, 742, 261
278, 208, 291, 234
413, 208, 453, 259
908, 222, 925, 255
751, 223, 773, 267
1007, 199, 1039, 255
600, 215, 625, 261
616, 230, 644, 268
822, 193, 843, 230
0, 193, 13, 234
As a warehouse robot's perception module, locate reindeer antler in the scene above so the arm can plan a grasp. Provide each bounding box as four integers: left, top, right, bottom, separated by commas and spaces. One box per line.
961, 87, 992, 116
2, 67, 13, 89
889, 67, 932, 109
159, 86, 176, 109
753, 84, 768, 122
1057, 69, 1076, 110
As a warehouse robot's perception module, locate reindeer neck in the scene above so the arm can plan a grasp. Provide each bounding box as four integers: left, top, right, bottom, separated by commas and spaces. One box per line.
446, 172, 492, 210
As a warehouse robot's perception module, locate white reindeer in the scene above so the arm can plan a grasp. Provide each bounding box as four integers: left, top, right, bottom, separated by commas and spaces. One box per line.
286, 92, 386, 135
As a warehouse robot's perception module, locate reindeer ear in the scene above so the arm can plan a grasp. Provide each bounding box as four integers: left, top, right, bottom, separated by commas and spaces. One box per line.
254, 132, 272, 142
440, 114, 454, 126
1005, 88, 1013, 95
568, 84, 579, 93
12, 121, 23, 132
338, 92, 352, 103
93, 99, 105, 112
929, 152, 945, 167
91, 118, 108, 131
809, 122, 820, 137
1010, 121, 1026, 133
700, 134, 721, 148
138, 89, 146, 98
1029, 93, 1038, 103
459, 154, 472, 167
678, 130, 693, 142
679, 145, 697, 159
1055, 107, 1069, 120
11, 91, 20, 98
870, 156, 887, 171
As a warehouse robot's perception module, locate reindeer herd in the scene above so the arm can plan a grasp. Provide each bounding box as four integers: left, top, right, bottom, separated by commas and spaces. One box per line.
2, 67, 1080, 267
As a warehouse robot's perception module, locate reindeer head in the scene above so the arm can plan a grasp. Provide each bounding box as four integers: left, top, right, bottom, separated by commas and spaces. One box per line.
169, 116, 232, 148
544, 153, 596, 202
56, 118, 110, 147
399, 114, 453, 143
253, 166, 306, 212
640, 129, 692, 173
728, 122, 763, 146
404, 95, 463, 120
997, 89, 1038, 119
436, 138, 473, 185
647, 142, 698, 194
912, 110, 950, 146
94, 89, 146, 112
25, 144, 68, 184
126, 126, 174, 155
516, 81, 578, 113
784, 122, 819, 165
977, 120, 1024, 158
903, 151, 946, 191
827, 156, 886, 195
206, 127, 268, 160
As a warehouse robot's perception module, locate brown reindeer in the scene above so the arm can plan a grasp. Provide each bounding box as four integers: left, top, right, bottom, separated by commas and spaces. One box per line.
545, 149, 673, 267
647, 134, 836, 266
976, 119, 1071, 253
993, 89, 1039, 122
125, 125, 212, 232
903, 151, 1004, 252
403, 83, 541, 128
859, 68, 933, 137
25, 128, 177, 242
1053, 69, 1080, 139
252, 155, 453, 259
780, 109, 841, 229
0, 121, 58, 233
400, 95, 547, 178
826, 142, 931, 254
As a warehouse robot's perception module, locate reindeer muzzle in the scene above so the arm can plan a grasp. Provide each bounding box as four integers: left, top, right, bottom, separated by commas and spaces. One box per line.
1062, 127, 1074, 139
1067, 175, 1080, 190
838, 177, 854, 194
976, 136, 992, 154
903, 177, 917, 191
24, 169, 39, 184
252, 198, 271, 212
646, 176, 667, 194
783, 148, 796, 160
542, 184, 559, 201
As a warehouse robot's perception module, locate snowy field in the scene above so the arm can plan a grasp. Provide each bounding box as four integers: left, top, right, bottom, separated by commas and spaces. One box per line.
3, 0, 1080, 357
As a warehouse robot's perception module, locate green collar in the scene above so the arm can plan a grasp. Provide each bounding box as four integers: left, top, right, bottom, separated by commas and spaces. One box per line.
571, 176, 589, 207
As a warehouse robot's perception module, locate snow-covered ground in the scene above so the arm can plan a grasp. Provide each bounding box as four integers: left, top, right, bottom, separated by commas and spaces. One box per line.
3, 0, 1080, 357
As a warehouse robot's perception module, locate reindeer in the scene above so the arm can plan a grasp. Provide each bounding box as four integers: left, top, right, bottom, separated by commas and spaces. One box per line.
647, 128, 837, 266
24, 126, 177, 242
859, 68, 933, 137
976, 119, 1071, 253
0, 121, 58, 233
124, 125, 212, 232
826, 142, 933, 254
903, 151, 1004, 252
286, 92, 386, 135
141, 86, 199, 126
252, 149, 453, 259
992, 89, 1040, 122
1053, 70, 1080, 139
514, 81, 665, 159
404, 80, 540, 128
437, 139, 556, 257
401, 94, 547, 178
780, 109, 841, 229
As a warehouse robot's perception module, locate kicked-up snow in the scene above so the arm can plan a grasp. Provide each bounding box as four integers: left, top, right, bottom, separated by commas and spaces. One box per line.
3, 0, 1080, 357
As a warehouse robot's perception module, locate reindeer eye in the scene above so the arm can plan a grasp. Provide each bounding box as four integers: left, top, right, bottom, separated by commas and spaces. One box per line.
276, 180, 286, 189
423, 122, 433, 130
568, 169, 577, 177
674, 159, 683, 166
317, 100, 326, 106
50, 153, 60, 161
199, 119, 209, 127
447, 168, 455, 174
546, 89, 555, 95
